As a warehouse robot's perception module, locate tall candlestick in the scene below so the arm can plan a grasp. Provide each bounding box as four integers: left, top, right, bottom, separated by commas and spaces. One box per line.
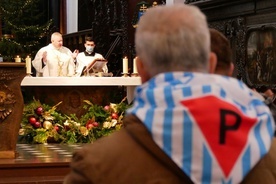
123, 56, 128, 74
15, 55, 21, 63
25, 56, 32, 74
133, 57, 138, 74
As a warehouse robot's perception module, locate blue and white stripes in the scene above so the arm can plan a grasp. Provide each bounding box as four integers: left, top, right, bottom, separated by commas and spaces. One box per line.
127, 72, 274, 184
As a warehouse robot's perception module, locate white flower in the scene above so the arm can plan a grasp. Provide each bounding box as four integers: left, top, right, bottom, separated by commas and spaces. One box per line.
64, 120, 70, 126
103, 121, 112, 128
19, 128, 25, 135
111, 119, 118, 127
74, 122, 81, 127
43, 115, 54, 121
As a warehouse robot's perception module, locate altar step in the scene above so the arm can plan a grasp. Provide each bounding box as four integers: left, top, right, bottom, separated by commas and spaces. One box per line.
0, 144, 83, 184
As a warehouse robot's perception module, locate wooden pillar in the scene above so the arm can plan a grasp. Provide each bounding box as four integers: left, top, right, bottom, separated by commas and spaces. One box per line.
50, 0, 60, 32
0, 63, 26, 158
0, 12, 2, 38
60, 0, 67, 34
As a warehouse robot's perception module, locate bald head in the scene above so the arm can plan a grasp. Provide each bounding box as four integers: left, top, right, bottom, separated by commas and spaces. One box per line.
51, 32, 63, 49
135, 4, 210, 79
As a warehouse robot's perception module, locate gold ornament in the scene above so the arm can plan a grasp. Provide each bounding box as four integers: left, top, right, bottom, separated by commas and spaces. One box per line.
43, 121, 52, 130
80, 126, 89, 136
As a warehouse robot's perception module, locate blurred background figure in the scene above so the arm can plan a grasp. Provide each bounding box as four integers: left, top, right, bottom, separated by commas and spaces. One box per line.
210, 28, 234, 76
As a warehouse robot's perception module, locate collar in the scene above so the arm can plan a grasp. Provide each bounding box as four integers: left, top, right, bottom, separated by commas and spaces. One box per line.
84, 51, 96, 56
49, 44, 62, 50
127, 72, 274, 184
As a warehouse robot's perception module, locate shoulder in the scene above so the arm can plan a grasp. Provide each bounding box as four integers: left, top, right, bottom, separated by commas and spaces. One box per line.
67, 122, 183, 183
76, 52, 86, 60
61, 46, 72, 53
38, 45, 50, 51
77, 52, 85, 57
242, 138, 276, 183
95, 53, 104, 58
65, 114, 190, 183
252, 90, 265, 101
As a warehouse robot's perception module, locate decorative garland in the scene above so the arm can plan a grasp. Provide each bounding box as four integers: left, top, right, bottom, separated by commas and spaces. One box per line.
18, 98, 130, 144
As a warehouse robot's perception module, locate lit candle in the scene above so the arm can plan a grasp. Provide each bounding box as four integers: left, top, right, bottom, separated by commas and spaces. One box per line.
15, 55, 21, 63
25, 56, 32, 74
123, 56, 128, 73
133, 57, 138, 74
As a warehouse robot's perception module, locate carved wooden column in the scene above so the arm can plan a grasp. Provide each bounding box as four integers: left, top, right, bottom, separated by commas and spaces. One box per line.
0, 63, 26, 158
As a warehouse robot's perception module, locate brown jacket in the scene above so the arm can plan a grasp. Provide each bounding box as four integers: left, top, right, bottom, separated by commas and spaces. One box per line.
241, 137, 276, 184
64, 115, 276, 184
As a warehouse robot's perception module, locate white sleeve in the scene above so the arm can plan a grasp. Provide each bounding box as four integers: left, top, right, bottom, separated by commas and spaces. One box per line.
75, 53, 86, 76
32, 47, 47, 76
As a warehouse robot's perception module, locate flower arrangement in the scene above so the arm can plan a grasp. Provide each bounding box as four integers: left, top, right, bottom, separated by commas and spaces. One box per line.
18, 97, 130, 144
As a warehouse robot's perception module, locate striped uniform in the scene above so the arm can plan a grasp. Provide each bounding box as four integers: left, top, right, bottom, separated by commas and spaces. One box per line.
127, 72, 274, 184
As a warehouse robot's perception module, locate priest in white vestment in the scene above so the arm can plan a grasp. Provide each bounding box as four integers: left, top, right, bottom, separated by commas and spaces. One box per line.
32, 32, 78, 77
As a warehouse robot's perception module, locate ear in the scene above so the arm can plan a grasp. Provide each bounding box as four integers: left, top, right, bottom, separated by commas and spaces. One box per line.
227, 63, 234, 76
136, 56, 150, 83
209, 52, 217, 73
264, 89, 274, 97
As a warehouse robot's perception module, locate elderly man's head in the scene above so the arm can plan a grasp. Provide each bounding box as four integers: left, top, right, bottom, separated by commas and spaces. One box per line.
51, 32, 63, 49
135, 4, 215, 83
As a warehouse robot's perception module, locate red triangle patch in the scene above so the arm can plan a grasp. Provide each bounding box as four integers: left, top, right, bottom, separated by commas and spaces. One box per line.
180, 95, 257, 177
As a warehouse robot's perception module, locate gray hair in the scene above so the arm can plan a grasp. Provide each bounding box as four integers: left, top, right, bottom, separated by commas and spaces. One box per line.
135, 4, 210, 77
51, 32, 62, 42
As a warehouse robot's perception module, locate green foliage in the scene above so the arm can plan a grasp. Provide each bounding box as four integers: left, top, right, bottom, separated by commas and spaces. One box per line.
18, 97, 130, 144
0, 0, 53, 60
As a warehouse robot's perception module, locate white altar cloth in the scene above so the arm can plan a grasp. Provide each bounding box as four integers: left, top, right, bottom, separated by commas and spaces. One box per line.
21, 76, 142, 103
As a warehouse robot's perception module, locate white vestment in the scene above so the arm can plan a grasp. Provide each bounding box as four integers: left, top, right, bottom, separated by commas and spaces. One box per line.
32, 44, 75, 77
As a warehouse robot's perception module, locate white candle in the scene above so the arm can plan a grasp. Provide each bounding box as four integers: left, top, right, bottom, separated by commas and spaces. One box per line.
15, 55, 21, 63
133, 57, 138, 73
26, 56, 32, 74
123, 56, 128, 73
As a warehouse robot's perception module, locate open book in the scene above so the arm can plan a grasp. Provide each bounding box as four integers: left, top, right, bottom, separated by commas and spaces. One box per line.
81, 58, 108, 76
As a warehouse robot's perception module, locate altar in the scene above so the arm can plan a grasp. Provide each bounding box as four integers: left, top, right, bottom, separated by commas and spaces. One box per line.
0, 77, 142, 183
21, 77, 141, 117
